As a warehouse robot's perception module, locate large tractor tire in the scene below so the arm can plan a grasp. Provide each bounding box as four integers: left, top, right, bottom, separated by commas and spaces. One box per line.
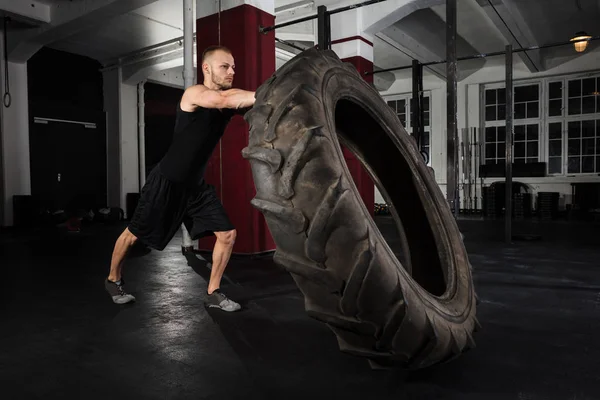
242, 47, 478, 370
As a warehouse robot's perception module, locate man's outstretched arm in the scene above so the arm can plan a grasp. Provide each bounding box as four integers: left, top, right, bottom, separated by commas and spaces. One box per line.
182, 85, 255, 110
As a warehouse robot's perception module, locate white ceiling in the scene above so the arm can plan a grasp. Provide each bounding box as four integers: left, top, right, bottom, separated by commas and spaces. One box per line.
2, 0, 599, 85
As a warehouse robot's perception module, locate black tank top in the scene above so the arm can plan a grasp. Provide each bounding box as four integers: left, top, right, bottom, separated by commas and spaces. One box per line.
159, 102, 235, 185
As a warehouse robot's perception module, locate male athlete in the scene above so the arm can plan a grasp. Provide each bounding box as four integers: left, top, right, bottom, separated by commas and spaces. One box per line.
104, 46, 255, 312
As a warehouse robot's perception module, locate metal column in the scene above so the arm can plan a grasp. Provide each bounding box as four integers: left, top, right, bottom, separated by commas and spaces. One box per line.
183, 0, 194, 88
137, 81, 146, 188
446, 0, 458, 215
181, 0, 195, 248
411, 60, 423, 147
505, 44, 513, 244
317, 6, 330, 50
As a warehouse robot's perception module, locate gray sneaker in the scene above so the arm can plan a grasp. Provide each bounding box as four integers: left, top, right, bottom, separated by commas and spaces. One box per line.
105, 279, 136, 304
205, 289, 241, 312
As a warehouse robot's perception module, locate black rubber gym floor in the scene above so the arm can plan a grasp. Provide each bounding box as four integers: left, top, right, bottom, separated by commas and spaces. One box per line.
1, 216, 599, 399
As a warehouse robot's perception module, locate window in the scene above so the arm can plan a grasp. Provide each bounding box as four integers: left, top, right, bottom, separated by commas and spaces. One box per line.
548, 75, 600, 175
482, 74, 600, 175
567, 120, 599, 174
514, 84, 539, 119
547, 122, 563, 174
484, 126, 505, 164
483, 83, 540, 166
387, 99, 407, 127
568, 77, 600, 116
386, 94, 432, 165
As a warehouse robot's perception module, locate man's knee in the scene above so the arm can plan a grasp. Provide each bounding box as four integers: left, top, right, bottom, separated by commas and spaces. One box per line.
215, 229, 236, 246
122, 228, 139, 246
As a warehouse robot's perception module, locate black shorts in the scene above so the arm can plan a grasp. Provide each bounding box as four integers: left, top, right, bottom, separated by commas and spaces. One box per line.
128, 166, 235, 250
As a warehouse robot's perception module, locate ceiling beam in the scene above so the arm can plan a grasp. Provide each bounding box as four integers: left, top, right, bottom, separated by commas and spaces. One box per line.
475, 0, 543, 72
0, 0, 50, 24
8, 0, 161, 63
362, 0, 444, 35
375, 32, 446, 80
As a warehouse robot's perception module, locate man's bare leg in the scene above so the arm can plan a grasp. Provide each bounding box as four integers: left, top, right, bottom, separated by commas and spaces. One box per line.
207, 229, 236, 294
105, 227, 138, 304
205, 229, 240, 312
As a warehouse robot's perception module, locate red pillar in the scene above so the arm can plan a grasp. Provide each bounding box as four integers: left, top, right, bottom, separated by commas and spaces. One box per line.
332, 36, 376, 217
195, 4, 276, 253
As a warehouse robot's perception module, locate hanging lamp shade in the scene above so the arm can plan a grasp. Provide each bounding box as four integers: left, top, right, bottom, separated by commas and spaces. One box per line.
571, 31, 592, 52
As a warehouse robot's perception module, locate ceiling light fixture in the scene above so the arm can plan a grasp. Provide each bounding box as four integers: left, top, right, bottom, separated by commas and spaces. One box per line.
571, 31, 592, 52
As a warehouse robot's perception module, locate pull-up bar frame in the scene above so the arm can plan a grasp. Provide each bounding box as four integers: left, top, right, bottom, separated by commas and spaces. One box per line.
366, 36, 600, 76
259, 0, 389, 34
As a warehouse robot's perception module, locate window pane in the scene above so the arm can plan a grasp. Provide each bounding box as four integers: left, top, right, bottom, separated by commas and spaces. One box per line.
514, 125, 526, 141
515, 85, 538, 102
527, 102, 539, 118
485, 127, 496, 142
549, 99, 562, 116
568, 139, 580, 156
485, 89, 496, 105
568, 80, 581, 97
485, 158, 496, 165
424, 112, 430, 126
422, 132, 430, 145
497, 88, 506, 104
582, 120, 595, 137
514, 157, 525, 163
515, 103, 526, 119
485, 105, 496, 121
515, 142, 525, 158
497, 126, 506, 142
485, 143, 496, 159
582, 138, 595, 155
582, 78, 596, 96
582, 156, 595, 173
498, 104, 506, 120
398, 99, 406, 108
568, 121, 581, 138
549, 123, 562, 139
422, 97, 430, 111
527, 158, 538, 164
549, 140, 562, 156
568, 156, 581, 173
549, 81, 562, 99
527, 142, 538, 157
527, 124, 539, 140
569, 98, 581, 115
548, 157, 562, 174
582, 96, 596, 114
498, 143, 505, 157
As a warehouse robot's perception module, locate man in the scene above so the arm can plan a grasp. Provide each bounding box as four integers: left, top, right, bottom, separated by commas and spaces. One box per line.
104, 45, 255, 312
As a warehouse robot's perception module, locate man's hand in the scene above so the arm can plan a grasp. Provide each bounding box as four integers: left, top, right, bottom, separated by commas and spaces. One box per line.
181, 85, 255, 111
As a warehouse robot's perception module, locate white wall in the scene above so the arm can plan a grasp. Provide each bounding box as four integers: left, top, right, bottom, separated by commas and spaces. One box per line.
378, 48, 600, 210
120, 83, 140, 215
0, 31, 31, 227
103, 67, 140, 216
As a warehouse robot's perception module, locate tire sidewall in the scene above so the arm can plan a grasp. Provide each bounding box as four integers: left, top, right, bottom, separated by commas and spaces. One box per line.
319, 65, 475, 321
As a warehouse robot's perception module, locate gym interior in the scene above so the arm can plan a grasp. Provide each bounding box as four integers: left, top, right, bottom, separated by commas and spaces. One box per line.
1, 0, 599, 398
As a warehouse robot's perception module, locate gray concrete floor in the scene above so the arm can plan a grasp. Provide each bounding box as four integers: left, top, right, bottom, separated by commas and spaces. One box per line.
1, 215, 599, 399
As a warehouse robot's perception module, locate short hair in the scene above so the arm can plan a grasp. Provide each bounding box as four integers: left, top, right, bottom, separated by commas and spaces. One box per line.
202, 45, 232, 63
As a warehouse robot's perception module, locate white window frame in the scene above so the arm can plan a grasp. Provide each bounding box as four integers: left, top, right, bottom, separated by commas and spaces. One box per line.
481, 81, 542, 166
385, 91, 432, 166
480, 70, 600, 176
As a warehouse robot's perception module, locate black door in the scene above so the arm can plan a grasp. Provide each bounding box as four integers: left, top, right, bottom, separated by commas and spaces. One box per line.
30, 114, 107, 212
